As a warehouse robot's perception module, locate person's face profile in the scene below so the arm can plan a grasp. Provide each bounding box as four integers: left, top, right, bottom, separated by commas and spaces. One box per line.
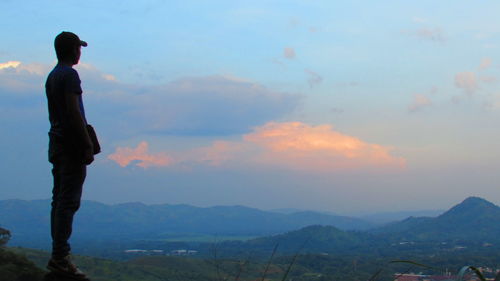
73, 46, 81, 65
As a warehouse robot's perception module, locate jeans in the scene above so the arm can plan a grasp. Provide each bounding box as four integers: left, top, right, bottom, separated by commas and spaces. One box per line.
49, 137, 86, 259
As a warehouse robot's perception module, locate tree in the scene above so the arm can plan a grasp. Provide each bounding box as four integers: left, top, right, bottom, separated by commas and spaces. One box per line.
0, 227, 11, 246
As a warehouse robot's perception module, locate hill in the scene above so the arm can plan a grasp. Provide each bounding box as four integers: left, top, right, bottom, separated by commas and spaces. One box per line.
0, 199, 373, 248
212, 197, 500, 258
213, 225, 390, 257
372, 197, 500, 242
361, 209, 444, 225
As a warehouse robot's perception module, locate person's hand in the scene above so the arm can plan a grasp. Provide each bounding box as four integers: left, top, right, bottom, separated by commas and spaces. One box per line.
83, 146, 94, 165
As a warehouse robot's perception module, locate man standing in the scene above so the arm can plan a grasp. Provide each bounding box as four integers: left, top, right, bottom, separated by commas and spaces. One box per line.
45, 31, 94, 280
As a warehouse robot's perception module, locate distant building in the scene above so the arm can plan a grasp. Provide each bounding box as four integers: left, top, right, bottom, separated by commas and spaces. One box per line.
170, 249, 198, 256
394, 274, 455, 281
124, 249, 166, 255
124, 249, 148, 253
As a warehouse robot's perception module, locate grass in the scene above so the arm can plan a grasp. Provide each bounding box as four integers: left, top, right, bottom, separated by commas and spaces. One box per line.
7, 245, 500, 281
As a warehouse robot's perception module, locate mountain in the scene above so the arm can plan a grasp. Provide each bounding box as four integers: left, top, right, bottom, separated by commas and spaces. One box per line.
361, 209, 444, 225
221, 225, 387, 255
0, 199, 373, 247
214, 197, 500, 257
372, 197, 500, 242
269, 208, 308, 214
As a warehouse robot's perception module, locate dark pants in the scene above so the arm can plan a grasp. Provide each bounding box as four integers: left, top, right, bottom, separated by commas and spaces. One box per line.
49, 137, 86, 259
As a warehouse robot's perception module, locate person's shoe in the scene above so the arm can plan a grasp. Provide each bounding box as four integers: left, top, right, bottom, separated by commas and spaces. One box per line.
47, 255, 89, 280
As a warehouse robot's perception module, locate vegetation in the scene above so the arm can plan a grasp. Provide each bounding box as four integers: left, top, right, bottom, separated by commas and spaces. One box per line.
2, 244, 498, 281
0, 226, 11, 246
0, 227, 45, 281
1, 197, 499, 280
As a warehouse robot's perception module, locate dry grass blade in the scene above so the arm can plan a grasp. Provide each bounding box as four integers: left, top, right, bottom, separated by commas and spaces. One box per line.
280, 239, 308, 281
234, 259, 250, 281
456, 266, 487, 281
279, 251, 300, 281
211, 238, 224, 281
367, 268, 384, 281
260, 243, 279, 281
369, 259, 436, 281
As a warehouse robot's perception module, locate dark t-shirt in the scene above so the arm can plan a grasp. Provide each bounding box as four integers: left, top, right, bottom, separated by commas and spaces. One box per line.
46, 64, 87, 139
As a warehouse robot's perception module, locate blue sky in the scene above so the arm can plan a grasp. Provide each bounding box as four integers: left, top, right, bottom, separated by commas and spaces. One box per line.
1, 0, 500, 214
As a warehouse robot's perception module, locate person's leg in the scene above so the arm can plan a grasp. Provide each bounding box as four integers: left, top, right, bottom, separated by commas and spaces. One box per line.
50, 164, 61, 251
50, 153, 86, 259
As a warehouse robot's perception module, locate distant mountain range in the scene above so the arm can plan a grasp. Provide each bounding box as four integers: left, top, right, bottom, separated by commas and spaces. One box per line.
360, 209, 444, 225
0, 199, 373, 246
215, 197, 500, 256
372, 196, 500, 242
1, 196, 498, 253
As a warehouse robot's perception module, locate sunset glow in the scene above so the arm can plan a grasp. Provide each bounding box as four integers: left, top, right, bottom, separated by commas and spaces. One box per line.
108, 141, 173, 168
2, 0, 500, 212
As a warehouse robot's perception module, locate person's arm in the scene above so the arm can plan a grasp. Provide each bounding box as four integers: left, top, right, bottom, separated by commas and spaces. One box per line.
65, 91, 94, 164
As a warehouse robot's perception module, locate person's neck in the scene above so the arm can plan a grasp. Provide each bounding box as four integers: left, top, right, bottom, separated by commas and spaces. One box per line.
58, 60, 75, 67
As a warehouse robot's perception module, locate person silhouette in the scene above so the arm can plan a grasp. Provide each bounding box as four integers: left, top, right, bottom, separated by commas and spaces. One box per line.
45, 31, 95, 281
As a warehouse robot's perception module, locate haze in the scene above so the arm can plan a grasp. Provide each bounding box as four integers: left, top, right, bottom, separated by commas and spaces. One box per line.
1, 0, 500, 215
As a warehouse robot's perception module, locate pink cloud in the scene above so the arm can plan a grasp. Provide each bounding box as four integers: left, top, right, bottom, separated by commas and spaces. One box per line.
243, 122, 405, 171
108, 141, 173, 168
188, 141, 244, 166
479, 57, 492, 70
283, 47, 296, 59
454, 72, 478, 94
108, 122, 405, 172
408, 94, 432, 112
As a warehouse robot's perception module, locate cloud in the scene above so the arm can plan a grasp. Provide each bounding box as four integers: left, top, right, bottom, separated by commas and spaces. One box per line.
331, 107, 344, 114
0, 61, 301, 137
243, 122, 405, 171
0, 60, 51, 95
283, 47, 296, 59
479, 57, 492, 70
480, 76, 497, 83
454, 72, 478, 94
108, 141, 173, 168
109, 122, 405, 172
122, 75, 300, 136
405, 27, 445, 43
412, 17, 428, 24
187, 140, 244, 166
76, 63, 120, 84
408, 94, 432, 112
305, 69, 323, 88
0, 61, 21, 69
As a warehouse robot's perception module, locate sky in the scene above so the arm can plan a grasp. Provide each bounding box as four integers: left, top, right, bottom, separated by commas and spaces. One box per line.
1, 0, 500, 215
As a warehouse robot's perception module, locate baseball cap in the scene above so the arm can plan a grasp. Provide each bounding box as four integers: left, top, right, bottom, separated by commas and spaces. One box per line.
54, 31, 88, 49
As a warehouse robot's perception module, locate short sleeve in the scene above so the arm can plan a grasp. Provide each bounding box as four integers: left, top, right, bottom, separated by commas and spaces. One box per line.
65, 69, 83, 95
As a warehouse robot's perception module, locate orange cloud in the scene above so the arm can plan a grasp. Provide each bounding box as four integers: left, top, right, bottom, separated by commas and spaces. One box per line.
108, 122, 405, 172
190, 141, 243, 166
108, 141, 173, 168
408, 94, 432, 112
243, 122, 405, 171
455, 72, 478, 94
479, 57, 492, 70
